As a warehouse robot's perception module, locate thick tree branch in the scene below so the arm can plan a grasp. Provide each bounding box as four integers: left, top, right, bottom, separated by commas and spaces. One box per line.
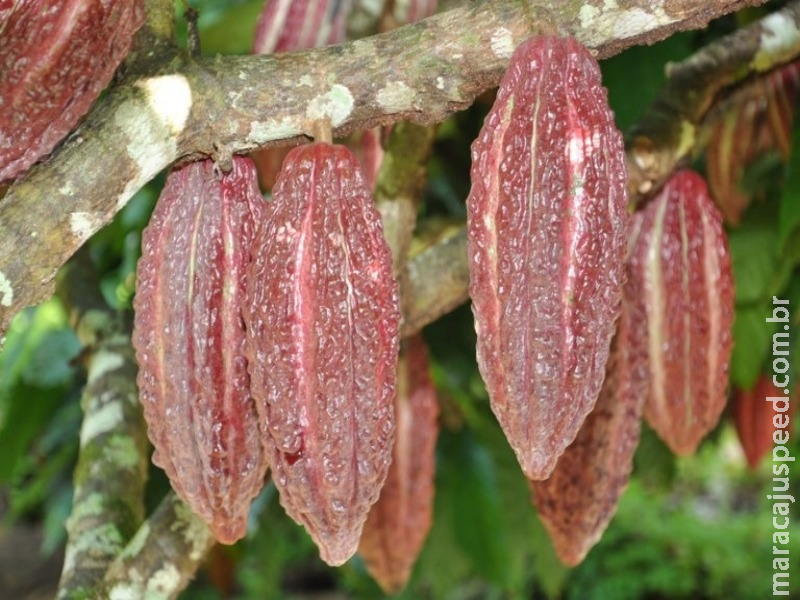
55, 253, 149, 599
403, 227, 469, 336
100, 493, 215, 599
627, 0, 800, 199
57, 327, 148, 599
0, 0, 775, 346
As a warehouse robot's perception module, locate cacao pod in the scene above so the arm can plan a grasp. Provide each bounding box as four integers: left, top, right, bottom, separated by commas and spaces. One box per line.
466, 35, 629, 480
705, 60, 800, 224
245, 142, 400, 566
252, 0, 350, 54
0, 0, 145, 182
531, 311, 646, 566
133, 157, 268, 544
731, 377, 793, 470
628, 169, 734, 455
359, 334, 439, 593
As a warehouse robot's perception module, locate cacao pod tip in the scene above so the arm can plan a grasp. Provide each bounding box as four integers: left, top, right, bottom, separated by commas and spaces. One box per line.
209, 516, 248, 546
522, 450, 559, 482
317, 535, 359, 567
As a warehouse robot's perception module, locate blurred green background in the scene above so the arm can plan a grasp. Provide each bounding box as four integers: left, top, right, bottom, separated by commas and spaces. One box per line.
1, 1, 799, 598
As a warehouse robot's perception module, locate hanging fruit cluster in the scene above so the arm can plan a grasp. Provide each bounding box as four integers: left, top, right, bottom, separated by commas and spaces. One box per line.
124, 11, 743, 594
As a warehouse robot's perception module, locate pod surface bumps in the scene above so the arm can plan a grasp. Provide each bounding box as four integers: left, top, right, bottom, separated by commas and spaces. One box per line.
245, 142, 401, 566
0, 0, 145, 181
467, 35, 629, 480
133, 157, 268, 544
359, 334, 439, 593
628, 169, 734, 455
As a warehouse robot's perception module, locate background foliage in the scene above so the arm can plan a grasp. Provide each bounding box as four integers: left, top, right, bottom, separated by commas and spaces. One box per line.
1, 1, 798, 598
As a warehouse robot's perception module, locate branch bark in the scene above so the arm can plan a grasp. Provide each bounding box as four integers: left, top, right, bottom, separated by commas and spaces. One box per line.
100, 492, 215, 599
627, 1, 800, 199
55, 252, 150, 599
56, 327, 149, 599
0, 0, 772, 347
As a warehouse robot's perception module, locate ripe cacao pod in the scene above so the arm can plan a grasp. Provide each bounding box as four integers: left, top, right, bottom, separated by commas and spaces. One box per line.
628, 169, 734, 455
531, 312, 646, 566
0, 0, 145, 182
133, 157, 268, 544
731, 377, 793, 469
359, 334, 439, 593
245, 142, 400, 566
467, 35, 629, 480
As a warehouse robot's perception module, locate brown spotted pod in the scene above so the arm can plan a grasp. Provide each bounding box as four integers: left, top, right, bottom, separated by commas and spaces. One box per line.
531, 297, 646, 566
359, 334, 439, 593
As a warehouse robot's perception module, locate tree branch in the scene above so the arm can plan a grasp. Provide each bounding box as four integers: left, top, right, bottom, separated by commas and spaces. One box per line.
627, 0, 800, 199
0, 0, 775, 346
100, 493, 215, 599
55, 253, 150, 599
57, 327, 149, 599
403, 226, 469, 336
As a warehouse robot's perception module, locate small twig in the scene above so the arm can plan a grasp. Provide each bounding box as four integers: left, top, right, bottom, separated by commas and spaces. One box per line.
186, 6, 201, 58
310, 119, 334, 144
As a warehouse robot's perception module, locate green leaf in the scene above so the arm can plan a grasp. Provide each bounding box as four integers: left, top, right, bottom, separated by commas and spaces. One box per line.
778, 113, 800, 249
632, 425, 677, 490
21, 328, 80, 388
437, 429, 512, 587
0, 300, 72, 390
199, 1, 263, 55
727, 219, 779, 305
0, 383, 65, 483
601, 33, 694, 132
730, 305, 777, 390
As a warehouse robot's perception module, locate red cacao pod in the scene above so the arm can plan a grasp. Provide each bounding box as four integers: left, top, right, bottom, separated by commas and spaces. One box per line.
731, 377, 794, 469
359, 334, 439, 593
133, 157, 268, 544
467, 36, 629, 480
245, 142, 400, 566
253, 0, 350, 54
628, 169, 734, 455
0, 0, 145, 182
531, 310, 646, 566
